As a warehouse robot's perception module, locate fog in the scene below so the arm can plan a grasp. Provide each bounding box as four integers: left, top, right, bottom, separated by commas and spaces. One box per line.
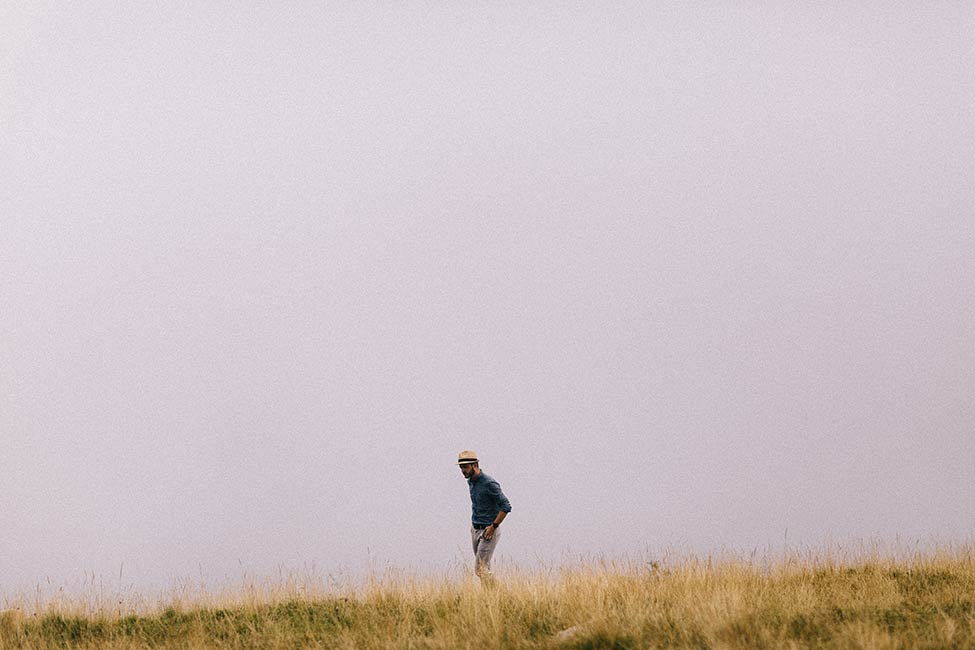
2, 2, 974, 596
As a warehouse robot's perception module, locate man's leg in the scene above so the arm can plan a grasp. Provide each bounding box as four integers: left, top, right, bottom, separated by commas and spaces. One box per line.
473, 528, 500, 586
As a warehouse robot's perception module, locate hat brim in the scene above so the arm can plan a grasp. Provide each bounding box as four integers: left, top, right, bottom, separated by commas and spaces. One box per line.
457, 460, 477, 465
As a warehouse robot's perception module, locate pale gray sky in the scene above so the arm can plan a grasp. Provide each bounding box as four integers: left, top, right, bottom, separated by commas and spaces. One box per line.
2, 2, 974, 596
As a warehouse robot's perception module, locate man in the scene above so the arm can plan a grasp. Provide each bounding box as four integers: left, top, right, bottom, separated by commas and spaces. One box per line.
457, 450, 511, 584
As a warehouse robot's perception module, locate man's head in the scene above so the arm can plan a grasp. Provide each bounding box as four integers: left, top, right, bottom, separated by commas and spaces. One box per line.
457, 450, 479, 479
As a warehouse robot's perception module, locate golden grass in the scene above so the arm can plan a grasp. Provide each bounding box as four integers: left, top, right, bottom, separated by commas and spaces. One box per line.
2, 547, 974, 649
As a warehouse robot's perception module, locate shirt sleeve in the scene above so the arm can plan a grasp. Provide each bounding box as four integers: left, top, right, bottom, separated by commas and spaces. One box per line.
488, 478, 512, 513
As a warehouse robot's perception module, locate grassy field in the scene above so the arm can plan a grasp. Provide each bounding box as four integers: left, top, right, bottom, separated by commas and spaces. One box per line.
2, 548, 974, 649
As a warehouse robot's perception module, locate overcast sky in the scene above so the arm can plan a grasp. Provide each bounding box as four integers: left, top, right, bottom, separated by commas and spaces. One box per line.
2, 2, 974, 597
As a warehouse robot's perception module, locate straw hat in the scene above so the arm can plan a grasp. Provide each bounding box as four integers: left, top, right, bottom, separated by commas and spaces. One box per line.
457, 450, 478, 465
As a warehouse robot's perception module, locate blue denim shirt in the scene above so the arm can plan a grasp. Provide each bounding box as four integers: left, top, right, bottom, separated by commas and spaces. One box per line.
468, 471, 512, 526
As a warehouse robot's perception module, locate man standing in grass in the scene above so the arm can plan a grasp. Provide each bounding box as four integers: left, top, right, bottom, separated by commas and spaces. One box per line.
458, 450, 511, 585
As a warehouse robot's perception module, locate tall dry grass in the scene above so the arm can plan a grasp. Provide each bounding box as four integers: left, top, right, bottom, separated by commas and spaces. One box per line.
2, 546, 973, 649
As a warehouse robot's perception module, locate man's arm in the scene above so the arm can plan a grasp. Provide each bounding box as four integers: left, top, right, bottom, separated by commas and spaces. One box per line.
486, 477, 512, 514
485, 510, 506, 539
484, 479, 511, 540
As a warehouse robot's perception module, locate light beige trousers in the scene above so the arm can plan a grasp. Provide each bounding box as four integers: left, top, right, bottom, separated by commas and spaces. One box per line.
470, 525, 500, 580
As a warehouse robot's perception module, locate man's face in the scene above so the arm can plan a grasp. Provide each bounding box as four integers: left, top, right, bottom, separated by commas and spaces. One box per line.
460, 463, 476, 479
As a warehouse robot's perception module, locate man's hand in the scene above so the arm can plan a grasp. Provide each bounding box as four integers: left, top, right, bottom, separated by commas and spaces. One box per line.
484, 524, 496, 540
